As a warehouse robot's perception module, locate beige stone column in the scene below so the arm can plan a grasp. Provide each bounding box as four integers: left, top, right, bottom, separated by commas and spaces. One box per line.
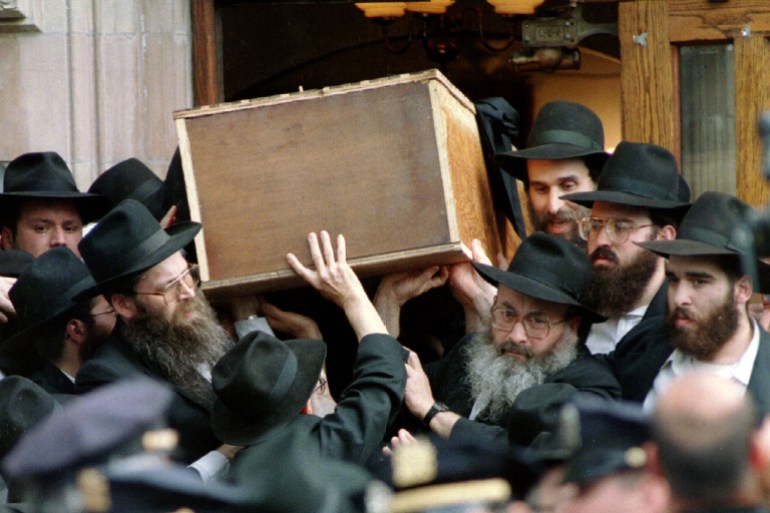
0, 0, 192, 187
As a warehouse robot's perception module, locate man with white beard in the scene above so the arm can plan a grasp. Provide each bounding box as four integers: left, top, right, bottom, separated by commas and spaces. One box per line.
379, 233, 620, 446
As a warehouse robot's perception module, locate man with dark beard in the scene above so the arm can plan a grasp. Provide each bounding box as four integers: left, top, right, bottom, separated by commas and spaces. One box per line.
634, 192, 770, 414
381, 233, 620, 446
0, 247, 115, 394
495, 101, 608, 246
74, 199, 237, 467
561, 142, 690, 355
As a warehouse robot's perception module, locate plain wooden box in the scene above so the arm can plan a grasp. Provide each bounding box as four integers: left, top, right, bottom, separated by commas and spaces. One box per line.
174, 69, 512, 299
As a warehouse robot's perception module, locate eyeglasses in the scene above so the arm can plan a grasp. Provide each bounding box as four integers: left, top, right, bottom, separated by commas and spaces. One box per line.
577, 217, 655, 244
313, 376, 327, 395
90, 307, 116, 318
490, 307, 565, 339
133, 264, 201, 305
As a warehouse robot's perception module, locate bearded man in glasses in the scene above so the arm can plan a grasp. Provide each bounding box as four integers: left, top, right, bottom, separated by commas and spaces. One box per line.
561, 142, 690, 355
73, 200, 236, 468
379, 233, 620, 446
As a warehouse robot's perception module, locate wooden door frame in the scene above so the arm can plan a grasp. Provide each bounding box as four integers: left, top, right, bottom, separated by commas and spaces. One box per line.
619, 0, 770, 205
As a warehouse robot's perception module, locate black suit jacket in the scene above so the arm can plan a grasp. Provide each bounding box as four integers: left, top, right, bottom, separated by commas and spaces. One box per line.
424, 333, 621, 446
603, 315, 770, 416
30, 362, 76, 395
75, 322, 220, 463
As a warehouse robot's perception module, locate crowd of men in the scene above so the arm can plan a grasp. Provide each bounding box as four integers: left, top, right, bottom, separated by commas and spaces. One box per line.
1, 98, 770, 513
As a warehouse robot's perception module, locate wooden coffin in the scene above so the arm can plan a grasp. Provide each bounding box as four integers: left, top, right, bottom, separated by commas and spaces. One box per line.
174, 69, 513, 300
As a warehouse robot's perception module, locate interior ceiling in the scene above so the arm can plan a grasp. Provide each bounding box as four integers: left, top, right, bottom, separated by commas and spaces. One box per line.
219, 0, 618, 122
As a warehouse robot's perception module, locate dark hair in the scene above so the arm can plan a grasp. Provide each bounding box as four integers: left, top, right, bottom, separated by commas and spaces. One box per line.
34, 302, 94, 364
100, 273, 143, 306
648, 208, 680, 230
524, 156, 600, 189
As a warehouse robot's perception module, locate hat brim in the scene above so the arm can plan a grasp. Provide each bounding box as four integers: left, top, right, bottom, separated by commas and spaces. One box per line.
211, 338, 327, 446
75, 221, 201, 301
636, 239, 739, 258
472, 263, 605, 324
0, 193, 112, 224
563, 450, 633, 484
561, 190, 690, 211
495, 146, 608, 182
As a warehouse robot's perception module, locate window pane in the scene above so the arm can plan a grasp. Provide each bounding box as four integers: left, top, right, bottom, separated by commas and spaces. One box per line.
679, 44, 735, 198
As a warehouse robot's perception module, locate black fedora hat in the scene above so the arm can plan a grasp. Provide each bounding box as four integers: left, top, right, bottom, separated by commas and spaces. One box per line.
563, 396, 650, 484
77, 199, 200, 297
2, 247, 98, 372
211, 330, 327, 446
638, 191, 751, 257
472, 233, 605, 323
0, 249, 34, 278
88, 158, 165, 220
0, 376, 61, 461
494, 101, 608, 182
0, 152, 111, 224
3, 378, 174, 479
7, 247, 96, 340
562, 141, 690, 211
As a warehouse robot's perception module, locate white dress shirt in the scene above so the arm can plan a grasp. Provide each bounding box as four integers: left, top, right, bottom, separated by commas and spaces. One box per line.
586, 304, 649, 355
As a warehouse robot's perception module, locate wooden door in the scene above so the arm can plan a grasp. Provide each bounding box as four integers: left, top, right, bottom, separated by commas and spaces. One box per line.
619, 0, 770, 206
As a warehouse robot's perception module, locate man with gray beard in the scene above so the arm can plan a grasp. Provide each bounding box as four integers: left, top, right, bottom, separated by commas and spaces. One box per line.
74, 199, 238, 468
380, 233, 620, 447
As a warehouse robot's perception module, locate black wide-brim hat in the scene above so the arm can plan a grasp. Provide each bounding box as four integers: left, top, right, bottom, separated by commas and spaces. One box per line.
88, 158, 166, 221
472, 233, 605, 324
3, 379, 174, 479
0, 152, 112, 224
494, 101, 609, 182
562, 141, 690, 211
0, 376, 62, 461
76, 199, 200, 298
4, 247, 98, 353
638, 191, 751, 257
211, 330, 327, 446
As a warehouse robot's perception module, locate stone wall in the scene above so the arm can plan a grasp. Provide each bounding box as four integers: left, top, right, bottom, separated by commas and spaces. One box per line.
0, 0, 192, 187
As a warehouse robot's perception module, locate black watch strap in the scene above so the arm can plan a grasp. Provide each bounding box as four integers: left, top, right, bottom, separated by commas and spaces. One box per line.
422, 402, 450, 427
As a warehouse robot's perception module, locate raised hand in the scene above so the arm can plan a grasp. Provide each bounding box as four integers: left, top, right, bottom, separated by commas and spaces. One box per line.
287, 231, 387, 340
373, 266, 448, 337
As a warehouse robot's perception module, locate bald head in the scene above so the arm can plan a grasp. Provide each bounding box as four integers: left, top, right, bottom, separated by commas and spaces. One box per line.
651, 372, 757, 502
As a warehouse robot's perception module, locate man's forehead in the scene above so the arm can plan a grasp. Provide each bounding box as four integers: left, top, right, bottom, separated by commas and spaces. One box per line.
527, 159, 592, 183
19, 198, 82, 220
496, 285, 566, 313
590, 201, 649, 219
665, 255, 726, 276
139, 252, 187, 282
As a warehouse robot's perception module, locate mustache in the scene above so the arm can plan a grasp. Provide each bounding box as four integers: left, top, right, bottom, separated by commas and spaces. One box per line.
590, 246, 619, 264
668, 306, 693, 323
542, 208, 580, 224
497, 341, 534, 359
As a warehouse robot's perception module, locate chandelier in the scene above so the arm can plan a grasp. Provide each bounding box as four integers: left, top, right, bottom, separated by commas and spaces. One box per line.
354, 0, 612, 71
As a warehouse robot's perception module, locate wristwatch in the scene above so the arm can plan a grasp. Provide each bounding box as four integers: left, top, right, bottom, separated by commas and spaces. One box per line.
422, 402, 450, 427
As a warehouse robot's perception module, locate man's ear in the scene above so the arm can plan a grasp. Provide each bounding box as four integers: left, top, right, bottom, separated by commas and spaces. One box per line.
569, 315, 581, 335
644, 441, 665, 478
110, 293, 138, 321
0, 226, 14, 250
65, 319, 87, 345
735, 275, 754, 305
656, 225, 676, 241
